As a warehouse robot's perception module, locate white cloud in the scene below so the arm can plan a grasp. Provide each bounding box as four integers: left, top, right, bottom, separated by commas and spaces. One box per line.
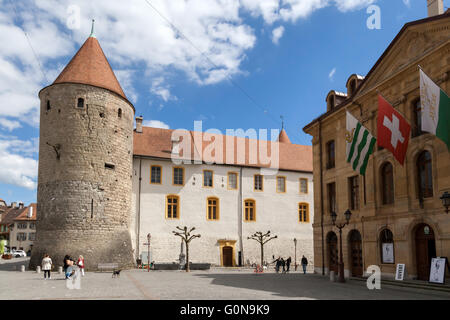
402, 0, 410, 8
0, 118, 21, 131
150, 77, 177, 103
0, 135, 38, 190
0, 0, 374, 130
271, 26, 285, 44
142, 120, 170, 129
329, 67, 336, 81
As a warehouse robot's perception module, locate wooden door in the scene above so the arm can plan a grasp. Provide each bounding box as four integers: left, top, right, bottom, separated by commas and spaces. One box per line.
349, 230, 363, 277
327, 233, 338, 273
415, 224, 436, 281
222, 246, 233, 267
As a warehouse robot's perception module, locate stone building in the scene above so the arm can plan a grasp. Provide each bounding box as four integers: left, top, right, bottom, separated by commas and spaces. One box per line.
132, 124, 314, 268
303, 6, 450, 280
30, 26, 314, 270
29, 30, 135, 270
0, 202, 37, 253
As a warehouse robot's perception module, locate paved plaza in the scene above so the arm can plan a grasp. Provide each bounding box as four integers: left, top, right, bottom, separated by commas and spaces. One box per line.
0, 258, 449, 300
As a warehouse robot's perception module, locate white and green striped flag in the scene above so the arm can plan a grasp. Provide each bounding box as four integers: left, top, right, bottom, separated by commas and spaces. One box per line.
419, 69, 450, 150
346, 111, 377, 175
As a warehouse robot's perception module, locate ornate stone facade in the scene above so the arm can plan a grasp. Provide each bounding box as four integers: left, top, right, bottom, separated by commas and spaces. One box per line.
303, 13, 450, 280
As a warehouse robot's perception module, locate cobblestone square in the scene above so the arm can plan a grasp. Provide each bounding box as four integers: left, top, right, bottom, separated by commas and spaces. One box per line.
1, 258, 449, 300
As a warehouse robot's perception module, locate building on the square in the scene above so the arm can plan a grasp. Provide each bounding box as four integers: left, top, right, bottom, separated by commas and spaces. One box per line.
132, 124, 314, 268
303, 6, 450, 280
0, 202, 37, 253
30, 22, 315, 270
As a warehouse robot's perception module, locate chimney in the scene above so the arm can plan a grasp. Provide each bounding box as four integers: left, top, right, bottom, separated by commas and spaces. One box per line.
11, 202, 17, 208
27, 206, 33, 218
427, 0, 444, 17
136, 116, 143, 133
18, 202, 24, 209
171, 135, 181, 156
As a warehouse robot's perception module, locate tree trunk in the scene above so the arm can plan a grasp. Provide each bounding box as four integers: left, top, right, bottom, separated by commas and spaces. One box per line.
186, 241, 190, 272
260, 242, 264, 267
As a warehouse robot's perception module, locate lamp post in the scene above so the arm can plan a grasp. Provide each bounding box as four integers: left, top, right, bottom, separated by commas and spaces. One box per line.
147, 233, 151, 272
331, 209, 352, 283
294, 238, 297, 271
440, 191, 450, 214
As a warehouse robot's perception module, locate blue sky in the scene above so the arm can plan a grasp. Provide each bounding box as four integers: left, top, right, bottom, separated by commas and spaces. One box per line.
0, 0, 446, 204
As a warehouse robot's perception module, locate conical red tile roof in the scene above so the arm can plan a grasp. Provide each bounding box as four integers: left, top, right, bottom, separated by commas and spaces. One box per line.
53, 36, 127, 100
277, 129, 291, 143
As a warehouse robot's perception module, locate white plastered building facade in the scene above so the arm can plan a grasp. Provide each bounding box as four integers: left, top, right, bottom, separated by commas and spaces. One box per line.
130, 125, 315, 269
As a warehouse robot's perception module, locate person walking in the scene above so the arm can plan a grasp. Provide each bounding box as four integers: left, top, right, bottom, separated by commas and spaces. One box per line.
63, 255, 75, 279
41, 254, 52, 280
281, 258, 286, 273
77, 255, 85, 276
286, 257, 292, 273
273, 257, 280, 273
301, 255, 308, 274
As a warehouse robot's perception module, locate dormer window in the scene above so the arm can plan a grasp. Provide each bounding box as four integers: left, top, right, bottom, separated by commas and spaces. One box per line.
328, 95, 335, 110
77, 98, 85, 108
350, 80, 356, 96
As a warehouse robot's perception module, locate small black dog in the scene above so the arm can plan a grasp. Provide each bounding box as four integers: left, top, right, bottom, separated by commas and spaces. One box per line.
112, 269, 121, 278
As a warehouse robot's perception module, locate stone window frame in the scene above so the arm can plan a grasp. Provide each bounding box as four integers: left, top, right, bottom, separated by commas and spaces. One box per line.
244, 199, 256, 222
298, 202, 310, 223
172, 167, 185, 186
276, 176, 286, 193
150, 165, 162, 184
380, 161, 394, 205
203, 170, 214, 188
166, 195, 180, 219
416, 150, 433, 199
206, 197, 220, 221
227, 172, 238, 190
253, 174, 264, 192
299, 178, 308, 194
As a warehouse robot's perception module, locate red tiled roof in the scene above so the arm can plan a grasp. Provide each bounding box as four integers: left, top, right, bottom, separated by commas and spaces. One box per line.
14, 203, 37, 221
53, 36, 128, 101
133, 127, 313, 172
0, 203, 36, 225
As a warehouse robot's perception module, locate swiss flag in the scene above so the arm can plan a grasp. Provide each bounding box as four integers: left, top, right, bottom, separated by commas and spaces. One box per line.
377, 95, 411, 165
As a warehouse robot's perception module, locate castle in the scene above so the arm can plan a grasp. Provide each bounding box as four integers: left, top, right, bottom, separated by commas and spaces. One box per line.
30, 29, 314, 270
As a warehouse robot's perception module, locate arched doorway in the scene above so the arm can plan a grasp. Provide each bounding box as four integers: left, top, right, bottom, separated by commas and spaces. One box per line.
326, 232, 338, 274
222, 246, 233, 267
415, 223, 436, 280
348, 230, 363, 277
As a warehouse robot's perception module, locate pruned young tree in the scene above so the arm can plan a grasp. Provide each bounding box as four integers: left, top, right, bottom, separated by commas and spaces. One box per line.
247, 231, 278, 268
172, 226, 201, 272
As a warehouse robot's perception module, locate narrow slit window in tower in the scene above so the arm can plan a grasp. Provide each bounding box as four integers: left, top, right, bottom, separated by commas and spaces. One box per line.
77, 98, 84, 108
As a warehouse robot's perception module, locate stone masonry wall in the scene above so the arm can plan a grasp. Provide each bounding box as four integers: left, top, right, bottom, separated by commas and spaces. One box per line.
29, 83, 135, 270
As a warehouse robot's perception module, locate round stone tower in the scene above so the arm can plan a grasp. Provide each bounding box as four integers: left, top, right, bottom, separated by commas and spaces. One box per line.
29, 28, 135, 270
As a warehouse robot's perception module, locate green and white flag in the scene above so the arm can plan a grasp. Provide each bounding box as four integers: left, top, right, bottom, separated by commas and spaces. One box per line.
419, 69, 450, 150
346, 111, 376, 175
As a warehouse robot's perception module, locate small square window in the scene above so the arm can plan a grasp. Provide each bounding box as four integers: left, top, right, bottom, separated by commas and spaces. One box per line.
203, 170, 213, 187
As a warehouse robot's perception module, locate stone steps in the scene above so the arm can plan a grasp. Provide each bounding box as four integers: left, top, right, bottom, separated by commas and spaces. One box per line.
350, 276, 450, 293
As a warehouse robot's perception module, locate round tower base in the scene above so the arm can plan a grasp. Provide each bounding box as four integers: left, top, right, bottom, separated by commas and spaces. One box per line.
29, 230, 135, 271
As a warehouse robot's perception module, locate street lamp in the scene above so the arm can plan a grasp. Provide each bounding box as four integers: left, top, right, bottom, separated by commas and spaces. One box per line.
293, 238, 297, 271
331, 209, 352, 283
440, 191, 450, 214
147, 233, 151, 272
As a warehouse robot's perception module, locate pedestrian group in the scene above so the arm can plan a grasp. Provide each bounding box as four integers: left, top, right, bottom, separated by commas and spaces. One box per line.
40, 253, 86, 280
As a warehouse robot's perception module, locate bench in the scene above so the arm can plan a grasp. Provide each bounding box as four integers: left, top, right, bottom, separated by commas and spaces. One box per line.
97, 263, 119, 272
